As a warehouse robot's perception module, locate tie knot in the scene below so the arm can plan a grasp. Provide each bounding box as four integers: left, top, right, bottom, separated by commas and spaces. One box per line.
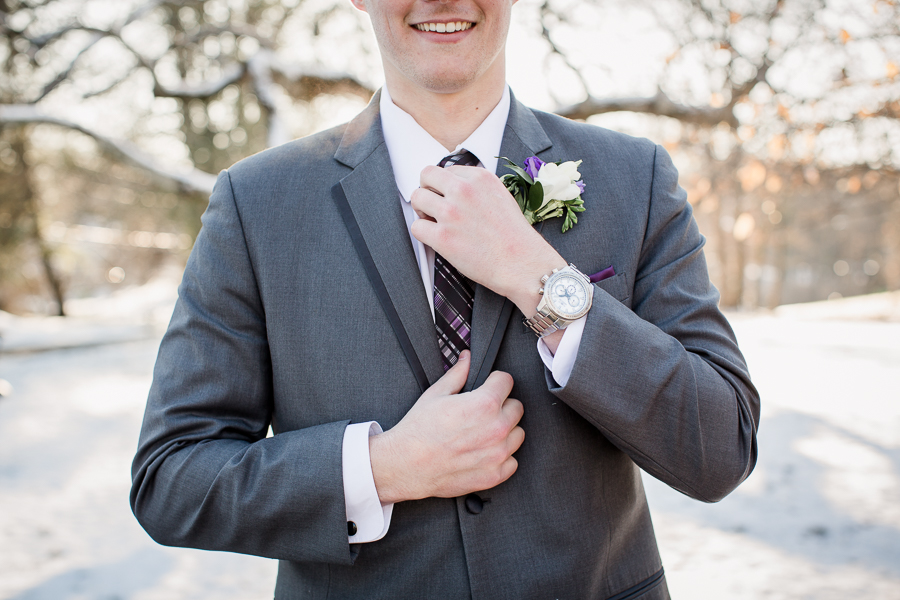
438, 149, 480, 168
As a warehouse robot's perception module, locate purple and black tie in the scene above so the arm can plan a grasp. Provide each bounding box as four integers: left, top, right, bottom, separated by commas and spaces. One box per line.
433, 149, 480, 371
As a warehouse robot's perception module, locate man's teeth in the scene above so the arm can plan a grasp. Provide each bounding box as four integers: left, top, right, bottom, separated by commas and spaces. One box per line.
415, 22, 473, 33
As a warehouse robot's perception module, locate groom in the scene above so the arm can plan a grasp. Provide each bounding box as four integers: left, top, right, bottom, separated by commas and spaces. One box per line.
131, 0, 760, 598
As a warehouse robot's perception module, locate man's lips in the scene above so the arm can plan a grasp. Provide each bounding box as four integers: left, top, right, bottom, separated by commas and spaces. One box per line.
412, 21, 474, 33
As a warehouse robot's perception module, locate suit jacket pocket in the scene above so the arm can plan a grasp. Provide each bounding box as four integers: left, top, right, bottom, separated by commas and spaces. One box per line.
594, 272, 629, 304
606, 568, 667, 600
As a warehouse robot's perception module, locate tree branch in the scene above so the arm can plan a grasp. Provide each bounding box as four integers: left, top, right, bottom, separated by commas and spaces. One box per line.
81, 68, 135, 99
176, 22, 275, 50
0, 104, 216, 195
246, 51, 289, 148
154, 62, 246, 99
556, 89, 739, 127
32, 32, 104, 102
539, 1, 590, 100
270, 61, 374, 103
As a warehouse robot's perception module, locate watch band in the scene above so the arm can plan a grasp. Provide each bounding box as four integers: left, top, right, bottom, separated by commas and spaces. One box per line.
524, 306, 565, 337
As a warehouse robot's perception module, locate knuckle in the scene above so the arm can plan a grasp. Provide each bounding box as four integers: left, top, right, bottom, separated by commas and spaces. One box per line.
443, 202, 460, 221
475, 472, 496, 491
494, 462, 513, 485
490, 370, 514, 390
507, 398, 524, 418
458, 181, 476, 199
486, 421, 508, 443
431, 225, 449, 247
479, 390, 503, 413
490, 444, 510, 465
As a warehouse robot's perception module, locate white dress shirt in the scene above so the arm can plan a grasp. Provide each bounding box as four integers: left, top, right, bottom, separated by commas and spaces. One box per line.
342, 85, 586, 543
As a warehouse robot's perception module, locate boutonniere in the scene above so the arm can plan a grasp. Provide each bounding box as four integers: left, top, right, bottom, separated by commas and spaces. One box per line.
499, 156, 586, 232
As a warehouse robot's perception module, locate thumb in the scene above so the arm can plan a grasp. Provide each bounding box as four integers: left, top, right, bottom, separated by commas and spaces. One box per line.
428, 350, 470, 397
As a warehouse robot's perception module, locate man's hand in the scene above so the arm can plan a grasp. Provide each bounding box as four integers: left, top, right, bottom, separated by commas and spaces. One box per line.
410, 165, 566, 305
410, 164, 569, 352
369, 350, 525, 504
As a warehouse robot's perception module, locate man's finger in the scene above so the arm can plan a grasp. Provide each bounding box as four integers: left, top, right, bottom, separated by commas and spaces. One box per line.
497, 456, 519, 484
419, 164, 456, 190
501, 397, 524, 424
478, 371, 514, 407
426, 350, 470, 397
506, 425, 525, 454
413, 209, 436, 222
410, 187, 445, 222
443, 164, 489, 181
409, 217, 438, 249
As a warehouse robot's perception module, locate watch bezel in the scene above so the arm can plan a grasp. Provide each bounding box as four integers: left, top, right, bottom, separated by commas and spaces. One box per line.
544, 268, 593, 321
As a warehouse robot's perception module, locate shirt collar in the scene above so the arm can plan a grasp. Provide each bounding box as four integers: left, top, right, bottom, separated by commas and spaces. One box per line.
380, 85, 511, 203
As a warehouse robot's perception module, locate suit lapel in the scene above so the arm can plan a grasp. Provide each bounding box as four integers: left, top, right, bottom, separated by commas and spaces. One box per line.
334, 90, 556, 392
466, 93, 553, 391
335, 92, 445, 388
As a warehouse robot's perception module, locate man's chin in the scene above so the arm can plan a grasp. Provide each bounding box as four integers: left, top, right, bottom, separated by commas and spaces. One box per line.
384, 52, 504, 97
408, 69, 485, 95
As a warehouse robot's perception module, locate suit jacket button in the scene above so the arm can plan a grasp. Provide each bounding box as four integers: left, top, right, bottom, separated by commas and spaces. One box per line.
465, 494, 484, 515
347, 521, 357, 536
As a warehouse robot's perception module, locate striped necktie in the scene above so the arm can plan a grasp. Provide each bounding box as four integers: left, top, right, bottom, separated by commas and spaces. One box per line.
433, 149, 480, 370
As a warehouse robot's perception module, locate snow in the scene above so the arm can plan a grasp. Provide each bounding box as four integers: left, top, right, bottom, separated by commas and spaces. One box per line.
1, 277, 898, 598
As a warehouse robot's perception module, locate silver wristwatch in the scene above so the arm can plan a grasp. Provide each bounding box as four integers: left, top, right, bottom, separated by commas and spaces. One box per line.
524, 264, 594, 338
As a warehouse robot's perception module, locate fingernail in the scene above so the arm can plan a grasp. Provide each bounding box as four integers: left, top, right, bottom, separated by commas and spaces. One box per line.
459, 350, 470, 361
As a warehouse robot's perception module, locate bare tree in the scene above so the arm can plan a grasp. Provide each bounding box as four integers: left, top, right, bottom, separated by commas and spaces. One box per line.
538, 0, 900, 306
1, 0, 898, 312
0, 0, 376, 312
1, 0, 373, 192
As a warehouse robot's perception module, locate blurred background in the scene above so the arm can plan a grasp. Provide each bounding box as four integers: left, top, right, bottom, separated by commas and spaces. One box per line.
0, 0, 898, 598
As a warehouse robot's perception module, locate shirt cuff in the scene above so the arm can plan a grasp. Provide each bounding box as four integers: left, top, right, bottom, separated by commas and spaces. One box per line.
536, 316, 586, 388
342, 421, 394, 543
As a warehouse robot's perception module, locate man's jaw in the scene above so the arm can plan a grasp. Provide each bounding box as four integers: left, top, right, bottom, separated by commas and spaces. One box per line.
412, 21, 475, 34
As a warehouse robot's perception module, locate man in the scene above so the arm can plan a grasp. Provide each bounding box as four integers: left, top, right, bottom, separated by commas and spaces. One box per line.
131, 0, 760, 597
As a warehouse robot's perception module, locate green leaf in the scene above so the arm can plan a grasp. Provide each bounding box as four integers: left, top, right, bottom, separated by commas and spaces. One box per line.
499, 157, 535, 185
511, 165, 535, 185
561, 207, 579, 233
515, 191, 526, 212
527, 181, 544, 212
533, 200, 561, 220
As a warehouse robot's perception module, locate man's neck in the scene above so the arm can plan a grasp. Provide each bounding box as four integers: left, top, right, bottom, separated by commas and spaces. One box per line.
384, 68, 506, 152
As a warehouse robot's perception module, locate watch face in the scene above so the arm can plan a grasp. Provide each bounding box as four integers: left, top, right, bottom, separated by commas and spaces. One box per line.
548, 273, 591, 318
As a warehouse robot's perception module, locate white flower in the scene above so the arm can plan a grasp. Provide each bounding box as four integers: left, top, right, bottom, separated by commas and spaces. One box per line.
535, 160, 583, 204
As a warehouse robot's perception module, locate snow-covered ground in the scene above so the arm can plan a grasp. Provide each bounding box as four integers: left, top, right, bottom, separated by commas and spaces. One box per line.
1, 276, 898, 599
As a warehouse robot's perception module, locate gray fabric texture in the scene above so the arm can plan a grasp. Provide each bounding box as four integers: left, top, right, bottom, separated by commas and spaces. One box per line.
131, 90, 759, 600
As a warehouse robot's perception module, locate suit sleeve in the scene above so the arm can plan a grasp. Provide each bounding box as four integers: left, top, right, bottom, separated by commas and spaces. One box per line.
130, 170, 356, 564
547, 144, 760, 503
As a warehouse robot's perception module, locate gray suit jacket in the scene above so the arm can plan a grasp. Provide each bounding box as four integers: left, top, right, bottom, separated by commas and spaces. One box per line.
131, 91, 759, 600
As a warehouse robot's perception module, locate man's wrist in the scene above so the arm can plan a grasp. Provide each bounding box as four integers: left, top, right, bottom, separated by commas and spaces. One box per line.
369, 429, 417, 505
502, 245, 568, 320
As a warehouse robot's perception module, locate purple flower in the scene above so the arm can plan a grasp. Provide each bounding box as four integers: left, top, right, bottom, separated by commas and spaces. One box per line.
524, 156, 545, 180
576, 180, 585, 194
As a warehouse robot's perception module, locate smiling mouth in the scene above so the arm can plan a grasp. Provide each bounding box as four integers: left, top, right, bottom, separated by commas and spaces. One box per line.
414, 21, 474, 33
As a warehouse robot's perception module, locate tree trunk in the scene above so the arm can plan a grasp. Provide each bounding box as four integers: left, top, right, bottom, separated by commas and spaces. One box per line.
15, 133, 66, 316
